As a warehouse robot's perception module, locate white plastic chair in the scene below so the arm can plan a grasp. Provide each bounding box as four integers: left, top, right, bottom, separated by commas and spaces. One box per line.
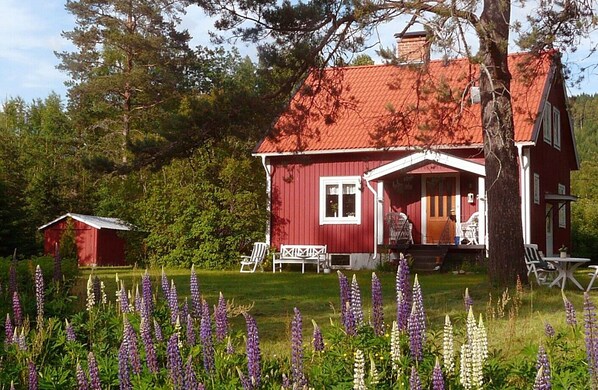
524, 244, 557, 286
460, 212, 479, 245
240, 242, 269, 273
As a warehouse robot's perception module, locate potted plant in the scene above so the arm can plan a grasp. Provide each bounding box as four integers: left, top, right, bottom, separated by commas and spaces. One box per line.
559, 245, 568, 258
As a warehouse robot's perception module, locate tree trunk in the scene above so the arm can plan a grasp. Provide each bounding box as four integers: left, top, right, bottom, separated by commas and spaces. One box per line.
479, 0, 528, 285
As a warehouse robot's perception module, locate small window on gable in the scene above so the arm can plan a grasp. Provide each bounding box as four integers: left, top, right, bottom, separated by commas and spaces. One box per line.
534, 173, 540, 205
543, 102, 552, 144
558, 183, 566, 228
553, 108, 561, 150
320, 176, 361, 225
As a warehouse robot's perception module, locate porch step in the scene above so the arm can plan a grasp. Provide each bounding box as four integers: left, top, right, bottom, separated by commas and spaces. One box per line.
406, 245, 449, 272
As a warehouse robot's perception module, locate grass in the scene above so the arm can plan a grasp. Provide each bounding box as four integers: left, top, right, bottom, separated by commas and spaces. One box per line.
74, 266, 594, 359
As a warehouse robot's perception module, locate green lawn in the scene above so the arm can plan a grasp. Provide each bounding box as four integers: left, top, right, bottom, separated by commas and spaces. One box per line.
75, 267, 594, 358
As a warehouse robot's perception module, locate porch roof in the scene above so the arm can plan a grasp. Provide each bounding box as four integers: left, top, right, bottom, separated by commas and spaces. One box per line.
363, 151, 486, 181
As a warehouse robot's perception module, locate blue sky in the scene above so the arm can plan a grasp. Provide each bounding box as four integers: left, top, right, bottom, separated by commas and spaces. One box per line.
1, 1, 597, 104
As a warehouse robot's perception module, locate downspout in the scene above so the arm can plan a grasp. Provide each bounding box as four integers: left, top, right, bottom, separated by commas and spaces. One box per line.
364, 177, 378, 261
516, 144, 528, 244
261, 156, 272, 246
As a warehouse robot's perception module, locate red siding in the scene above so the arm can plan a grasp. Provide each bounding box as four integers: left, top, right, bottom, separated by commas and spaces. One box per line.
529, 71, 576, 254
97, 229, 127, 266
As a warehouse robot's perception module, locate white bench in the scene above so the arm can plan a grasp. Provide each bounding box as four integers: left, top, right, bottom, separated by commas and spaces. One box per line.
272, 245, 328, 273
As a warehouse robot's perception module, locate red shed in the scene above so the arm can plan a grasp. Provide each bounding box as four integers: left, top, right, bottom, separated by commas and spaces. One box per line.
39, 213, 132, 266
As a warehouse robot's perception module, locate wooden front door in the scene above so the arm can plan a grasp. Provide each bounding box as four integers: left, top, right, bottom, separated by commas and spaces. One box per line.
425, 176, 456, 244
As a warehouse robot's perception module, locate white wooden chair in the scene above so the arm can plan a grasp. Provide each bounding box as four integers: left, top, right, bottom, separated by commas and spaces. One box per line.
524, 244, 557, 286
240, 242, 269, 273
460, 212, 479, 245
386, 212, 413, 245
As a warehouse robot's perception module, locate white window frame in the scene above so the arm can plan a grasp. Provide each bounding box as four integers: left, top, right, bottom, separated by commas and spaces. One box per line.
553, 107, 561, 150
558, 183, 566, 228
543, 102, 552, 144
533, 173, 540, 205
319, 176, 361, 225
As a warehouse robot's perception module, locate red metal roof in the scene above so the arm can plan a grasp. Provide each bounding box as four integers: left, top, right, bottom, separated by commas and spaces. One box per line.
255, 52, 553, 154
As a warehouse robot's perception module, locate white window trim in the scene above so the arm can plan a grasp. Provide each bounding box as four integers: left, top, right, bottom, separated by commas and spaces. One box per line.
558, 183, 566, 228
533, 173, 540, 205
543, 102, 552, 144
320, 176, 362, 225
553, 107, 561, 150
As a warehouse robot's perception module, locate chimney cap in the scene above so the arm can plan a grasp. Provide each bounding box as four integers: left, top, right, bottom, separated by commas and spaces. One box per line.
394, 31, 428, 39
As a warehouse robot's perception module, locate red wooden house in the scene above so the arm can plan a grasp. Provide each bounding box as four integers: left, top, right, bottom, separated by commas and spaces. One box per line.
39, 213, 132, 266
253, 33, 579, 269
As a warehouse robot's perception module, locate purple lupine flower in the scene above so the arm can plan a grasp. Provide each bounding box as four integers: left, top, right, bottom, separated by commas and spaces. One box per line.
140, 318, 158, 373
200, 300, 215, 372
344, 301, 357, 336
154, 318, 164, 342
312, 321, 324, 352
141, 270, 153, 315
371, 272, 384, 336
186, 314, 196, 347
464, 288, 473, 313
88, 352, 102, 390
66, 319, 76, 342
244, 312, 262, 389
350, 274, 364, 326
181, 299, 189, 330
5, 313, 13, 344
185, 355, 198, 389
168, 279, 180, 324
282, 373, 291, 389
92, 276, 102, 306
190, 264, 202, 319
407, 302, 423, 361
28, 361, 38, 390
134, 285, 142, 313
396, 255, 411, 331
8, 257, 17, 299
17, 329, 27, 350
13, 291, 23, 327
226, 337, 235, 355
338, 271, 351, 331
291, 307, 307, 388
119, 284, 130, 314
34, 265, 44, 321
563, 291, 577, 326
584, 292, 598, 387
167, 333, 184, 389
409, 366, 422, 390
534, 345, 551, 390
118, 339, 132, 390
53, 243, 62, 283
545, 322, 556, 338
161, 267, 170, 300
215, 292, 228, 342
197, 384, 205, 390
432, 358, 445, 390
76, 362, 89, 390
124, 318, 141, 375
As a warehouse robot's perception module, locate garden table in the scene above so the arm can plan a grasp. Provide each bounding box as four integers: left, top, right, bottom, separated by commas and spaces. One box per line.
544, 257, 590, 290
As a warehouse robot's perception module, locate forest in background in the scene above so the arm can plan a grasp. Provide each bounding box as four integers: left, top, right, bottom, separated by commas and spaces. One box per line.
1, 0, 597, 267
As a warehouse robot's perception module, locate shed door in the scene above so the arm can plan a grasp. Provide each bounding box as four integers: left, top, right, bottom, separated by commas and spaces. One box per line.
425, 176, 456, 244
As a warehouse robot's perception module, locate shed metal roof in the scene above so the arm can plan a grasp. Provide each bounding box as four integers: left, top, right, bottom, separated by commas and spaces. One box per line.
38, 213, 133, 231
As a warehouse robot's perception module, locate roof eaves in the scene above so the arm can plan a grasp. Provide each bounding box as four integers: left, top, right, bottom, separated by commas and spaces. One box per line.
531, 60, 557, 144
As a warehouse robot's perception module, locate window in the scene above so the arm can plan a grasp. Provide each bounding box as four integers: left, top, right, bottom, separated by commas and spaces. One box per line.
320, 176, 361, 224
534, 173, 540, 205
543, 102, 552, 144
558, 184, 566, 228
553, 108, 561, 150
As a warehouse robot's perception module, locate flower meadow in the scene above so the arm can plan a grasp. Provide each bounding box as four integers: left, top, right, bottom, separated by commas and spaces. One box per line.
1, 255, 598, 389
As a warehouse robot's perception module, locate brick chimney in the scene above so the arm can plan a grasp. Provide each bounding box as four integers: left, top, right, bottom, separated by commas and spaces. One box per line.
394, 31, 430, 64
